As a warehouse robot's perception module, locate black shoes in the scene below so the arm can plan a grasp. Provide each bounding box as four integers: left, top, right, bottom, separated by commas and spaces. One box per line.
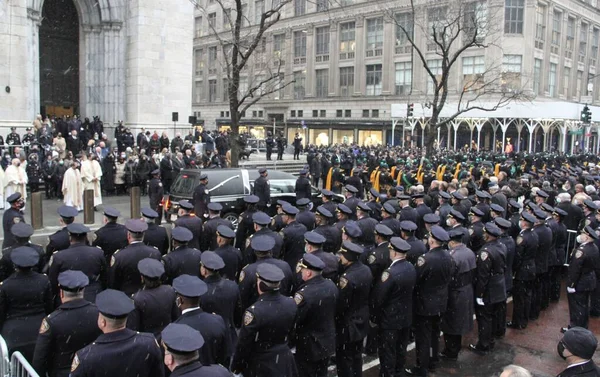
506, 321, 526, 330
468, 344, 489, 355
438, 351, 458, 361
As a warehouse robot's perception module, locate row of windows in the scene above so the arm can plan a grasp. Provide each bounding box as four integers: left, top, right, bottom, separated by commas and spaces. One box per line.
288, 109, 380, 118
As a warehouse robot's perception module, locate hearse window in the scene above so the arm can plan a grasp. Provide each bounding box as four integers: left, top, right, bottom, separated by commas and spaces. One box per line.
208, 175, 243, 196
171, 174, 197, 194
268, 179, 295, 194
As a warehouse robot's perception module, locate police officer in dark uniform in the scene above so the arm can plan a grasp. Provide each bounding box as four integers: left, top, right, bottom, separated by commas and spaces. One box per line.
440, 229, 476, 361
422, 214, 441, 249
343, 185, 360, 218
108, 219, 161, 296
269, 199, 288, 232
445, 209, 470, 246
0, 247, 53, 361
69, 289, 164, 377
92, 207, 128, 263
32, 271, 101, 377
551, 208, 569, 301
214, 225, 244, 281
507, 212, 538, 330
235, 195, 259, 248
495, 217, 516, 338
148, 169, 164, 225
162, 227, 203, 284
161, 323, 232, 377
128, 258, 178, 336
293, 254, 338, 377
6, 127, 20, 155
231, 264, 298, 377
46, 206, 78, 261
581, 200, 599, 231
0, 223, 45, 280
414, 193, 433, 240
469, 223, 506, 355
371, 237, 416, 376
335, 241, 372, 377
238, 236, 294, 309
2, 192, 25, 249
141, 208, 169, 255
556, 327, 600, 377
562, 226, 599, 332
468, 207, 486, 252
362, 224, 392, 282
174, 200, 203, 250
201, 202, 233, 251
172, 275, 231, 366
192, 174, 210, 220
356, 202, 378, 250
199, 251, 243, 347
296, 198, 316, 231
314, 206, 342, 253
245, 212, 283, 263
253, 168, 271, 210
280, 204, 308, 271
406, 226, 452, 377
381, 202, 402, 237
507, 199, 523, 240
531, 208, 552, 320
368, 189, 383, 222
265, 132, 275, 161
436, 191, 453, 224
48, 223, 107, 303
295, 169, 312, 200
346, 169, 364, 199
399, 221, 426, 266
320, 189, 338, 222
304, 231, 339, 282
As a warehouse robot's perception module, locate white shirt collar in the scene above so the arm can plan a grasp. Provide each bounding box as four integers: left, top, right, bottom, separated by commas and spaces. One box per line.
181, 307, 200, 315
567, 360, 590, 369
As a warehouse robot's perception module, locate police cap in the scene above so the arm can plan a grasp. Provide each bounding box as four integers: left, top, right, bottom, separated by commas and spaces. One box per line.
299, 253, 325, 271
375, 224, 394, 237
251, 235, 276, 252
137, 258, 165, 279
536, 189, 549, 198
369, 188, 380, 198
494, 217, 512, 229
452, 191, 465, 200
448, 228, 464, 240
216, 225, 235, 239
345, 185, 358, 193
103, 206, 121, 218
389, 237, 411, 252
258, 168, 267, 174
161, 323, 205, 354
58, 270, 89, 292
96, 289, 135, 319
412, 193, 424, 199
67, 223, 90, 235
357, 201, 371, 212
448, 209, 465, 221
553, 208, 568, 217
282, 204, 299, 216
509, 199, 522, 209
430, 225, 450, 242
533, 209, 548, 220
484, 222, 502, 237
490, 203, 505, 213
424, 213, 440, 224
475, 190, 491, 199
304, 231, 326, 245
337, 204, 352, 215
201, 251, 225, 271
256, 263, 284, 283
343, 221, 362, 239
299, 169, 308, 175
6, 192, 21, 203
244, 195, 260, 204
207, 202, 222, 212
398, 194, 411, 201
173, 275, 208, 297
521, 211, 536, 224
11, 223, 34, 238
561, 327, 598, 360
178, 200, 194, 210
439, 191, 451, 200
382, 202, 396, 215
540, 203, 554, 213
252, 212, 271, 226
340, 240, 364, 255
297, 198, 311, 207
400, 220, 418, 232
171, 226, 193, 242
11, 247, 39, 268
584, 199, 598, 210
276, 200, 290, 207
470, 207, 485, 217
125, 219, 148, 233
141, 207, 159, 219
199, 173, 208, 180
583, 225, 599, 240
58, 205, 78, 219
316, 206, 333, 218
320, 189, 334, 197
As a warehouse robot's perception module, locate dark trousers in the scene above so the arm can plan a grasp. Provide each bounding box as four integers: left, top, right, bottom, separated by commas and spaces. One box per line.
540, 272, 550, 310
530, 273, 545, 319
494, 300, 507, 338
568, 290, 590, 328
336, 340, 363, 377
512, 280, 532, 327
44, 179, 54, 198
590, 285, 600, 317
378, 327, 410, 377
414, 314, 441, 371
294, 354, 328, 377
549, 266, 562, 302
294, 148, 301, 160
312, 176, 320, 188
277, 149, 284, 160
443, 334, 462, 358
266, 149, 272, 160
475, 302, 501, 350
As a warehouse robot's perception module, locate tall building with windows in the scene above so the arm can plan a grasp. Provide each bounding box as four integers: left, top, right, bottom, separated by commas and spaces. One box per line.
192, 0, 600, 151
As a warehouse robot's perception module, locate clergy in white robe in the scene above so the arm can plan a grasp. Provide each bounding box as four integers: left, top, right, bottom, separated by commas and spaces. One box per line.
62, 162, 83, 210
80, 154, 103, 207
4, 159, 27, 209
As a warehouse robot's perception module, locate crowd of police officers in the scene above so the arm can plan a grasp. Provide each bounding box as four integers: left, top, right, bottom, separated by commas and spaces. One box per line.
0, 154, 600, 377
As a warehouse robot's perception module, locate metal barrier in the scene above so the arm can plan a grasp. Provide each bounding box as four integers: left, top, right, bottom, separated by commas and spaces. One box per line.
0, 336, 9, 377
564, 229, 579, 266
10, 352, 39, 377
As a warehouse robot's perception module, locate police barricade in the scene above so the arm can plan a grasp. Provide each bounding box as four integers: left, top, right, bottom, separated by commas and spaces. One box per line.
10, 352, 39, 377
564, 229, 579, 266
0, 336, 9, 377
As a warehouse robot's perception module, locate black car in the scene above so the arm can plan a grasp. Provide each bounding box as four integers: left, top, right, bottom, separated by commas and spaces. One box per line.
164, 168, 341, 228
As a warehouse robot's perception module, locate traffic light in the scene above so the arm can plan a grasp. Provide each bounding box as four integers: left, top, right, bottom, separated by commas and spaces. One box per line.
581, 105, 592, 123
407, 103, 414, 118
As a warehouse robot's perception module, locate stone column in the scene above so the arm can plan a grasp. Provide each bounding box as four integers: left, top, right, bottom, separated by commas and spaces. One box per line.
305, 25, 315, 97
329, 22, 338, 96
354, 16, 365, 96
381, 18, 393, 95
285, 28, 293, 99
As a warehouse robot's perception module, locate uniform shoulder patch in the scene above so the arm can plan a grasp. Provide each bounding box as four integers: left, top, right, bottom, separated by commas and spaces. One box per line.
294, 292, 304, 305
243, 310, 254, 326
480, 251, 489, 261
368, 254, 376, 264
110, 256, 116, 267
13, 217, 20, 224
469, 228, 474, 236
71, 354, 80, 372
576, 250, 583, 259
516, 236, 523, 245
417, 256, 426, 267
239, 270, 246, 283
339, 277, 348, 289
381, 271, 390, 282
39, 318, 50, 334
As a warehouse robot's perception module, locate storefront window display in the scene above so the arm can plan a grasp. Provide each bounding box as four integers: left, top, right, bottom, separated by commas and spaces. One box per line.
332, 129, 354, 145
358, 130, 383, 146
287, 127, 304, 146
217, 125, 266, 139
309, 128, 329, 146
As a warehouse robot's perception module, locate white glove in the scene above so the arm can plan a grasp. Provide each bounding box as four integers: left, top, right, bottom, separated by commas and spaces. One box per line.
233, 374, 243, 377
567, 287, 576, 294
476, 298, 484, 306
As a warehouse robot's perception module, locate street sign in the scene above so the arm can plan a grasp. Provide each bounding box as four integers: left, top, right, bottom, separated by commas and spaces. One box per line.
569, 130, 584, 135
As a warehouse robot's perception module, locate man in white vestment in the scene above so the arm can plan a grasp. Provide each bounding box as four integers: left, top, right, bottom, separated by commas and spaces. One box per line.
62, 161, 83, 211
4, 158, 28, 209
80, 153, 103, 208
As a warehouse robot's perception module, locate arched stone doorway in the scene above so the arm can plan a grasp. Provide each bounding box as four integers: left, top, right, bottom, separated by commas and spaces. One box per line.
39, 0, 79, 117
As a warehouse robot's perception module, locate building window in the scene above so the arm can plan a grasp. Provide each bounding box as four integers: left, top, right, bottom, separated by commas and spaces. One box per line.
366, 64, 382, 96
298, 110, 303, 117
428, 7, 447, 42
504, 0, 524, 34
241, 4, 248, 27
501, 54, 522, 89
395, 12, 413, 47
313, 110, 319, 117
533, 58, 542, 94
223, 78, 229, 101
294, 0, 305, 16
563, 67, 570, 97
551, 10, 561, 46
320, 110, 326, 117
316, 26, 330, 56
194, 49, 203, 74
339, 66, 354, 97
195, 17, 203, 38
259, 110, 263, 117
345, 109, 351, 117
194, 81, 203, 103
273, 34, 285, 58
366, 17, 384, 51
340, 22, 356, 54
580, 23, 589, 60
272, 0, 280, 10
209, 80, 217, 102
315, 69, 329, 98
208, 12, 216, 28
566, 17, 575, 52
253, 111, 257, 117
576, 70, 583, 98
208, 46, 217, 68
395, 62, 412, 95
224, 8, 232, 29
291, 110, 296, 117
426, 59, 442, 94
336, 110, 343, 117
462, 55, 485, 91
372, 109, 379, 118
239, 77, 248, 96
548, 63, 557, 96
316, 0, 328, 12
463, 1, 487, 43
255, 0, 264, 24
294, 71, 306, 99
294, 31, 307, 58
535, 3, 546, 41
220, 111, 225, 118
362, 109, 370, 118
592, 28, 600, 63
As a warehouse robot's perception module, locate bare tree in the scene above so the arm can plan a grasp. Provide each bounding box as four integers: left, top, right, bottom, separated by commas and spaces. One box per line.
190, 0, 294, 166
383, 0, 533, 151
